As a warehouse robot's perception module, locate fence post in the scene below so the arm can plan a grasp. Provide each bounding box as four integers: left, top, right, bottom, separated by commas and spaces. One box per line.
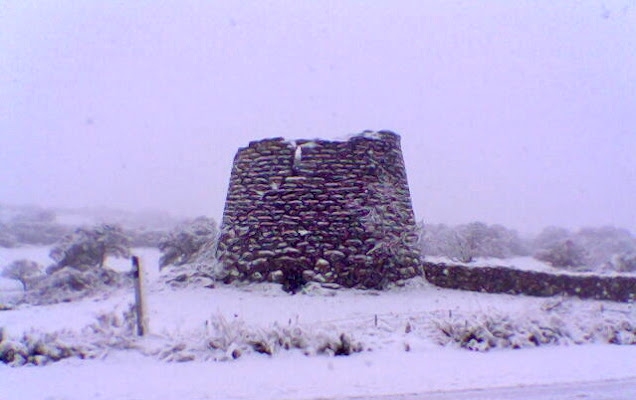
132, 256, 148, 336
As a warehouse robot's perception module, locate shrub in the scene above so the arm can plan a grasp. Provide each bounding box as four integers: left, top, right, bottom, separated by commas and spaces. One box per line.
23, 267, 129, 305
418, 222, 527, 261
610, 253, 636, 273
532, 226, 636, 272
159, 217, 218, 268
49, 224, 131, 271
576, 226, 636, 268
431, 307, 635, 351
534, 240, 589, 269
1, 259, 43, 290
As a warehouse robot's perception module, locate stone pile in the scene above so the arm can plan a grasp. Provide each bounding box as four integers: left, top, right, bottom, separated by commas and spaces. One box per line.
216, 131, 421, 290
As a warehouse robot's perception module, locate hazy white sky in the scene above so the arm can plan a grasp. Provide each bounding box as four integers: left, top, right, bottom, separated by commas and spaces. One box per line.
1, 0, 635, 233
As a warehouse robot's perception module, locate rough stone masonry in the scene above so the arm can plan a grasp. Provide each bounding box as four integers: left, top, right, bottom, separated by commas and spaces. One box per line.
216, 131, 421, 291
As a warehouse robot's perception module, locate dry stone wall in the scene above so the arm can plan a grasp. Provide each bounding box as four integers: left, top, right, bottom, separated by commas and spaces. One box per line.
423, 262, 636, 302
217, 131, 421, 290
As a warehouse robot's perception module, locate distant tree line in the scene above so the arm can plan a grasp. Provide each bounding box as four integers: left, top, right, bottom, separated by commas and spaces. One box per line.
0, 208, 71, 247
418, 222, 636, 273
532, 225, 636, 272
0, 205, 170, 249
418, 222, 529, 263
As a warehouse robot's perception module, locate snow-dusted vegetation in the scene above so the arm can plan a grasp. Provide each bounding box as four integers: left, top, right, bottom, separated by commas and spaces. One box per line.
419, 222, 529, 263
419, 221, 636, 275
158, 216, 218, 269
2, 271, 634, 364
1, 208, 634, 399
431, 299, 635, 351
0, 205, 189, 306
533, 226, 636, 273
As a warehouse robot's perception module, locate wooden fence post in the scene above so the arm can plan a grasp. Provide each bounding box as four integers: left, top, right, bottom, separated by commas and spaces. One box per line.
132, 256, 148, 336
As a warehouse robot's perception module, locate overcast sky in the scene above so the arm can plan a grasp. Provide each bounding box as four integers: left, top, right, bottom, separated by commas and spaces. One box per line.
1, 0, 635, 233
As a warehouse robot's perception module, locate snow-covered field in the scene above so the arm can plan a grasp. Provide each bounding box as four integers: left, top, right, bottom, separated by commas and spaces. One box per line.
1, 247, 635, 400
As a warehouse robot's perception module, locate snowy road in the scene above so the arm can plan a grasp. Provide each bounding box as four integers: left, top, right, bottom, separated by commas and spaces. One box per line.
328, 379, 636, 400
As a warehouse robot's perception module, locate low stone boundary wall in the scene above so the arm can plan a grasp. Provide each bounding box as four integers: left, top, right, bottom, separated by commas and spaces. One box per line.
422, 262, 635, 302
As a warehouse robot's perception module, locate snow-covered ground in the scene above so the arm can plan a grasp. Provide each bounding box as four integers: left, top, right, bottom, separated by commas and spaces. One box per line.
2, 344, 635, 400
1, 247, 635, 400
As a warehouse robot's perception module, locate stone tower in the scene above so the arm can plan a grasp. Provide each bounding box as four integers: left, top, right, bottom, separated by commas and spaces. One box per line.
216, 131, 421, 290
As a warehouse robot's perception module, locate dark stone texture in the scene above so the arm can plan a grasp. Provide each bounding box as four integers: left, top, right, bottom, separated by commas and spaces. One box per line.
217, 131, 421, 289
423, 262, 635, 303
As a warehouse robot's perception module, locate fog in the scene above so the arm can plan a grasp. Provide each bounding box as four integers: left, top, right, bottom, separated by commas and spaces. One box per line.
1, 1, 634, 234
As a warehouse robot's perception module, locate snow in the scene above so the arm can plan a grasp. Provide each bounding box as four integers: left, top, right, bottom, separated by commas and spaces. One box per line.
107, 247, 161, 277
300, 141, 319, 149
360, 130, 384, 140
2, 342, 635, 400
294, 144, 302, 162
1, 247, 635, 399
423, 255, 553, 272
424, 255, 636, 276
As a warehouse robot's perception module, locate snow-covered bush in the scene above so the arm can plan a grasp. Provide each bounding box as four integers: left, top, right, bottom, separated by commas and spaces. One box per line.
608, 253, 636, 273
575, 226, 636, 268
0, 225, 134, 305
430, 302, 635, 352
534, 240, 589, 270
203, 314, 362, 359
533, 226, 572, 252
432, 313, 566, 351
1, 308, 363, 367
532, 225, 636, 272
0, 330, 86, 367
1, 259, 43, 290
158, 217, 222, 288
419, 222, 527, 262
22, 266, 130, 305
49, 224, 131, 272
160, 262, 222, 289
154, 314, 365, 362
0, 305, 136, 366
159, 216, 218, 268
